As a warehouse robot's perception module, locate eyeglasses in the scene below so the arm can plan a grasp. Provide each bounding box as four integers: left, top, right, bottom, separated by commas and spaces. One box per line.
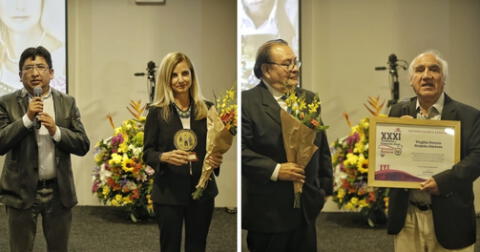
22, 64, 49, 73
266, 59, 302, 70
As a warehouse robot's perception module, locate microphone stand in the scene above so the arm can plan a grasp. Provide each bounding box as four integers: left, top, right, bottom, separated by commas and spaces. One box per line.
146, 61, 156, 105
375, 54, 407, 108
387, 54, 400, 107
134, 61, 157, 109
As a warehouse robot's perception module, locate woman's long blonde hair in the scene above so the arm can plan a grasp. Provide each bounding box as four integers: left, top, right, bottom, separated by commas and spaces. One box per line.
152, 52, 208, 121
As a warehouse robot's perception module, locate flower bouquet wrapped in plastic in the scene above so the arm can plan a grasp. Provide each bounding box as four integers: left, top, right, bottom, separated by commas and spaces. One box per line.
192, 88, 237, 199
281, 91, 328, 208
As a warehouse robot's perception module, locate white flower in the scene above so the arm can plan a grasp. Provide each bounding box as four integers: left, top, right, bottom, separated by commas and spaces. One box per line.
99, 163, 112, 183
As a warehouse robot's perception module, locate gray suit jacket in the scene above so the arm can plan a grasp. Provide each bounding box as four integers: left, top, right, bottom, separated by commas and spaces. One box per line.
387, 94, 480, 249
0, 88, 90, 209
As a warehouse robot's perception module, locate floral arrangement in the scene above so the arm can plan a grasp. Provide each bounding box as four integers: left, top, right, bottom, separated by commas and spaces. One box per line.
192, 87, 237, 200
215, 87, 237, 136
281, 91, 328, 208
284, 91, 329, 132
331, 97, 389, 227
92, 101, 155, 222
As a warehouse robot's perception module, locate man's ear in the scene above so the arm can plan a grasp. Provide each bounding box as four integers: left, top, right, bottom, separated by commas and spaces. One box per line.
49, 69, 55, 80
261, 64, 269, 79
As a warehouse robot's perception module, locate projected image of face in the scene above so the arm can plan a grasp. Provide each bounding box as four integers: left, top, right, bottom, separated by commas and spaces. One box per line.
239, 0, 299, 90
242, 0, 275, 28
0, 0, 42, 32
0, 0, 66, 96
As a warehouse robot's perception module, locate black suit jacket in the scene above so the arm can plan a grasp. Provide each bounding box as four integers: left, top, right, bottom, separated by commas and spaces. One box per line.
143, 102, 219, 206
0, 88, 90, 209
387, 94, 480, 249
242, 82, 333, 233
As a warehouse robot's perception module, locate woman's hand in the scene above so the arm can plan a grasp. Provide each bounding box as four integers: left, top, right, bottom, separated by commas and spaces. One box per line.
206, 152, 223, 168
160, 150, 189, 166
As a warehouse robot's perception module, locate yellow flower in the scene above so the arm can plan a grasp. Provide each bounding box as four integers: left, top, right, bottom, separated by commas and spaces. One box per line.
122, 154, 134, 173
298, 100, 307, 111
114, 127, 122, 135
337, 188, 345, 200
94, 152, 104, 163
360, 118, 370, 129
108, 153, 123, 166
226, 89, 234, 99
353, 142, 365, 154
351, 125, 360, 135
344, 202, 354, 210
123, 196, 133, 205
358, 199, 369, 208
102, 185, 110, 196
118, 141, 128, 153
308, 102, 319, 114
357, 154, 369, 173
110, 199, 120, 206
285, 93, 297, 107
343, 153, 359, 167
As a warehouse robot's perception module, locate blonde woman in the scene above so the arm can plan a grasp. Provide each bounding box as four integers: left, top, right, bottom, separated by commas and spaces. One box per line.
143, 52, 223, 252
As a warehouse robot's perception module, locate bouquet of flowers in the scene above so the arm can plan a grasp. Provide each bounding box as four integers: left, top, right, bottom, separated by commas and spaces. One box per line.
192, 87, 237, 199
92, 101, 155, 222
331, 97, 389, 227
281, 91, 328, 208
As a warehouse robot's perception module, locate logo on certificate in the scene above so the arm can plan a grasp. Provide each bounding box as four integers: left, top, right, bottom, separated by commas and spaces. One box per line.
174, 129, 199, 161
379, 128, 403, 157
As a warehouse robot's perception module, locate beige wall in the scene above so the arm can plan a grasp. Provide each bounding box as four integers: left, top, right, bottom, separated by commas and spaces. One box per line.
301, 0, 480, 211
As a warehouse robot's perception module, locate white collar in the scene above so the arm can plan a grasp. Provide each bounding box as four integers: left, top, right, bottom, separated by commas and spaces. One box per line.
416, 92, 445, 115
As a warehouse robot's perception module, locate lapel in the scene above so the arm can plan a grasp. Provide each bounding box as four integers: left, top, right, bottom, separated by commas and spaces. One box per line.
258, 82, 281, 125
407, 97, 417, 118
51, 88, 64, 125
169, 103, 184, 132
440, 94, 457, 121
189, 102, 203, 132
15, 89, 28, 115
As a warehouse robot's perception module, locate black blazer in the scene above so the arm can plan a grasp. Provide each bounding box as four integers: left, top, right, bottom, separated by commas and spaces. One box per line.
143, 102, 218, 206
242, 82, 333, 233
387, 94, 480, 249
0, 88, 90, 209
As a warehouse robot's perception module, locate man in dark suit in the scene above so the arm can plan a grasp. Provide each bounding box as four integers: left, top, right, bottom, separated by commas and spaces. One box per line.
0, 46, 90, 252
387, 51, 480, 251
242, 39, 333, 252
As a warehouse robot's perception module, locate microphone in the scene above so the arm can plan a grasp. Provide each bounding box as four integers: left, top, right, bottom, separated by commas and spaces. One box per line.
375, 66, 387, 71
134, 72, 145, 76
147, 61, 156, 71
33, 86, 42, 129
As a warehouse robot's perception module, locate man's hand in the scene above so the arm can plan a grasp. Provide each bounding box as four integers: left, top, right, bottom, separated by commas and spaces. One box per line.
278, 162, 305, 183
160, 150, 189, 166
38, 112, 56, 136
420, 177, 440, 195
27, 97, 43, 121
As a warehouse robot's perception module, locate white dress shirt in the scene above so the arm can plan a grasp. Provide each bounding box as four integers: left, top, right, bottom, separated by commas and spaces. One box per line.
22, 88, 61, 180
409, 93, 445, 204
264, 81, 290, 181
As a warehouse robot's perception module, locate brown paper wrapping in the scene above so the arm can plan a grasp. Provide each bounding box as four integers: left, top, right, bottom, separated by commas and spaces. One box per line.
192, 106, 234, 199
280, 109, 318, 208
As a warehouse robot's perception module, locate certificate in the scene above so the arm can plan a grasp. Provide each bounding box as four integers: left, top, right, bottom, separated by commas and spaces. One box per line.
368, 117, 460, 188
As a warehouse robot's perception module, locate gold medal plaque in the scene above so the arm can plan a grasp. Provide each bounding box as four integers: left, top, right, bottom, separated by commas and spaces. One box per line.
173, 129, 199, 161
